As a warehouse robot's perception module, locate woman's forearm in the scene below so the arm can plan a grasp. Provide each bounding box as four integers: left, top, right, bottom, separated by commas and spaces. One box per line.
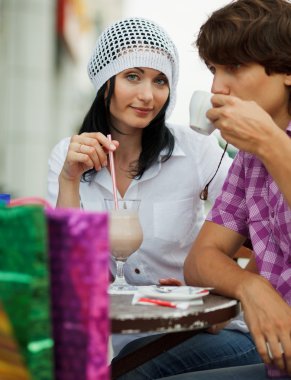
56, 176, 81, 208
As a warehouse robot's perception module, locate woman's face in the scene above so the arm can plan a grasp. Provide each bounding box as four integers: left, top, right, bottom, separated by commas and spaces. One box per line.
108, 67, 169, 133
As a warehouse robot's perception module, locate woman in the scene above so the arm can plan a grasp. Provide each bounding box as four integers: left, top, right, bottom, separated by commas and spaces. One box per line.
47, 17, 260, 378
48, 17, 229, 287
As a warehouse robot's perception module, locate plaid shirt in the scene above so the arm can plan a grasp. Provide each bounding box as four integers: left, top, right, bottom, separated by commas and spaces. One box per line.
208, 122, 291, 304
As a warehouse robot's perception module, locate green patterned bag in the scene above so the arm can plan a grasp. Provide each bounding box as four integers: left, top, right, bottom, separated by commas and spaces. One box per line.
0, 204, 53, 380
0, 301, 31, 380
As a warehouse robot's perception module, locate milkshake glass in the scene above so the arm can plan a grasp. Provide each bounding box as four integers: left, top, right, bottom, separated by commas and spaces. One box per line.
105, 199, 143, 294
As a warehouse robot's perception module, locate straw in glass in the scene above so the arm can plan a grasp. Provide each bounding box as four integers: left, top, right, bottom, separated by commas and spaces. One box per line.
107, 134, 119, 210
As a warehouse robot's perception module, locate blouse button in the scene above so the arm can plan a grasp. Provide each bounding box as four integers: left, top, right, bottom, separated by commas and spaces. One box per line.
270, 211, 275, 218
134, 268, 140, 274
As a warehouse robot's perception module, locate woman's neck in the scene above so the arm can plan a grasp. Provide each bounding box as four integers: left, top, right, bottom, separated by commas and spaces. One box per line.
111, 129, 142, 161
108, 130, 142, 198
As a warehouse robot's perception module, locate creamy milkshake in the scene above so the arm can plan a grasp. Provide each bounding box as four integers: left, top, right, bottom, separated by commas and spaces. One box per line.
104, 198, 143, 293
110, 209, 143, 260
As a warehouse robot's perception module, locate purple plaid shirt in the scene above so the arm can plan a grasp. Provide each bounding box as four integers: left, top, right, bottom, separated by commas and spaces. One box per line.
208, 122, 291, 305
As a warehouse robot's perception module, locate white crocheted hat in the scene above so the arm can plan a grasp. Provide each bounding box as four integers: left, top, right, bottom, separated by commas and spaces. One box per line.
87, 17, 179, 119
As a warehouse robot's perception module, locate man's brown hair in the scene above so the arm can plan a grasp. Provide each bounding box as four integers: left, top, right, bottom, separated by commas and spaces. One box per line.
196, 0, 291, 112
196, 0, 291, 72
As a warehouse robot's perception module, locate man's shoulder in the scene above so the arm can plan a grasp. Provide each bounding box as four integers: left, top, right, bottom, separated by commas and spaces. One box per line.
232, 150, 265, 171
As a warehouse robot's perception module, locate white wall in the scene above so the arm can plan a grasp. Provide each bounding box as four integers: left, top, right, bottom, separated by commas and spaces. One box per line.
0, 0, 55, 197
0, 0, 123, 198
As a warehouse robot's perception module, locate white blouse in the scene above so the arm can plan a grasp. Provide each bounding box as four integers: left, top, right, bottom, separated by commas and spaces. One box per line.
48, 124, 232, 285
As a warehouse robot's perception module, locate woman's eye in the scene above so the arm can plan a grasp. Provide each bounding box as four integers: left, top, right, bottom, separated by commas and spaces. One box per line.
126, 73, 139, 81
155, 77, 168, 86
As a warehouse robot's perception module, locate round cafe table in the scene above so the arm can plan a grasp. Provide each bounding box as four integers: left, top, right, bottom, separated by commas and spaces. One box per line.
110, 293, 239, 379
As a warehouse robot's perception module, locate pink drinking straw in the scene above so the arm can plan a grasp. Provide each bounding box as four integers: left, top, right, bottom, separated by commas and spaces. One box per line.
107, 134, 119, 210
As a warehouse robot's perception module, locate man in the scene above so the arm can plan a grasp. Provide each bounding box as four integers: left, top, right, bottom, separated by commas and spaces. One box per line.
175, 0, 291, 379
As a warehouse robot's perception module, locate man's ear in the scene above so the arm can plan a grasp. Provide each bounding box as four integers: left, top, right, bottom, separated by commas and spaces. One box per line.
284, 74, 291, 86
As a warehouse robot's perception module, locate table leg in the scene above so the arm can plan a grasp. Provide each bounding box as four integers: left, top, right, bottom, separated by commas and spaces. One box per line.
111, 329, 204, 379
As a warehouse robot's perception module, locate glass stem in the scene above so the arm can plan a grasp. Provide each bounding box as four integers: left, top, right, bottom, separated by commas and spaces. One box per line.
114, 260, 126, 285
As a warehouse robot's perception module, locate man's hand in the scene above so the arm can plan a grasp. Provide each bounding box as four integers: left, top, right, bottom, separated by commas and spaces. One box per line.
239, 275, 291, 374
207, 94, 278, 155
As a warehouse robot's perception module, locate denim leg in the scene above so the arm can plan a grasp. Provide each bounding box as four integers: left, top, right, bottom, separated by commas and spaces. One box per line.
114, 329, 262, 380
158, 364, 291, 380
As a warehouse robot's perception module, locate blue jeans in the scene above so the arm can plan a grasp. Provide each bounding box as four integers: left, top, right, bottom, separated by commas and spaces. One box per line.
159, 364, 291, 380
113, 329, 262, 379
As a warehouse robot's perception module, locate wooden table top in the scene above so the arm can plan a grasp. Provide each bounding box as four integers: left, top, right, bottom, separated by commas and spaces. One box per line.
110, 293, 239, 334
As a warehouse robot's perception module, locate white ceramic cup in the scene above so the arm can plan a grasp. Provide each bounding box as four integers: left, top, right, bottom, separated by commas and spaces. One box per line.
189, 90, 215, 135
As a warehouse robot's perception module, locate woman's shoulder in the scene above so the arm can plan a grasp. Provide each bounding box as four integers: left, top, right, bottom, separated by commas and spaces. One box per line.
167, 122, 201, 140
50, 136, 70, 153
48, 136, 71, 164
167, 122, 194, 135
166, 122, 221, 150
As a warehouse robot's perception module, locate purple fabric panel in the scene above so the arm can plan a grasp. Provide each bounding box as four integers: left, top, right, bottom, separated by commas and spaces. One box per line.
46, 208, 109, 380
266, 363, 291, 378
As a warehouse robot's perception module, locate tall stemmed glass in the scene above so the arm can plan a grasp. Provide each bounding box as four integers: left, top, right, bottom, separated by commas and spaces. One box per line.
104, 199, 143, 294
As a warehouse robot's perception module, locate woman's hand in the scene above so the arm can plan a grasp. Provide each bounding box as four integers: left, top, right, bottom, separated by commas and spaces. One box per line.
207, 321, 229, 334
56, 132, 119, 208
159, 278, 184, 286
60, 132, 119, 183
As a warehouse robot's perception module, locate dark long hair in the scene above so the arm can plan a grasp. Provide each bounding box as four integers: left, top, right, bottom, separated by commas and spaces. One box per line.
79, 76, 174, 182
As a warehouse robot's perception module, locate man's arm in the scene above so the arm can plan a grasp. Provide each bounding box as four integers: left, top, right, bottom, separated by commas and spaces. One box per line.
184, 221, 250, 297
184, 221, 291, 374
208, 94, 291, 207
258, 128, 291, 207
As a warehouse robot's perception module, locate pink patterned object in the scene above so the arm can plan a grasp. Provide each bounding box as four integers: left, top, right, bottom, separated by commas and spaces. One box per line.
46, 208, 109, 380
266, 361, 291, 378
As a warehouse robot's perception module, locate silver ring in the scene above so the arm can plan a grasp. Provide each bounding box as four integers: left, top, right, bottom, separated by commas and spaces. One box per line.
266, 342, 273, 359
266, 342, 284, 359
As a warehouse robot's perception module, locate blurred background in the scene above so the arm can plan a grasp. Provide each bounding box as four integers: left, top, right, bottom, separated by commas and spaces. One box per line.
0, 0, 229, 199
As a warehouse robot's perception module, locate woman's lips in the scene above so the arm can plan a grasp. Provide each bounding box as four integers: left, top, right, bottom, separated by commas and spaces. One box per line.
131, 106, 153, 115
